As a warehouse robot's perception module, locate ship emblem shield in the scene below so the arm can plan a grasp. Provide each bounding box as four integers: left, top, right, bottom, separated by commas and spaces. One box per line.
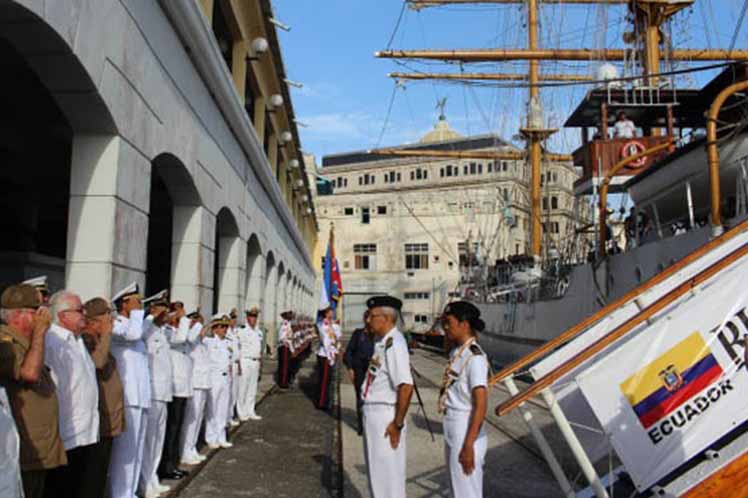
659, 365, 683, 392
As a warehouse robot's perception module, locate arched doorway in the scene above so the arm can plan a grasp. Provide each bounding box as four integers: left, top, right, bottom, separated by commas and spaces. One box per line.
244, 233, 264, 310
0, 4, 116, 292
213, 207, 241, 314
145, 153, 201, 298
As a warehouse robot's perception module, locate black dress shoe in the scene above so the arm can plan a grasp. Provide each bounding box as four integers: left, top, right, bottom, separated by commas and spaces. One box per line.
159, 470, 185, 480
175, 469, 189, 477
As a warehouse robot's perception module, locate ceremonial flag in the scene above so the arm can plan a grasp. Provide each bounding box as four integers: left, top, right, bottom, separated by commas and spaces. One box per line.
320, 226, 343, 318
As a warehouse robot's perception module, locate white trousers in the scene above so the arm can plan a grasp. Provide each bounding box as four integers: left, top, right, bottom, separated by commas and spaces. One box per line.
363, 404, 407, 498
206, 376, 230, 445
227, 371, 237, 424
444, 411, 487, 498
236, 358, 260, 419
109, 406, 148, 498
140, 400, 168, 491
180, 388, 209, 460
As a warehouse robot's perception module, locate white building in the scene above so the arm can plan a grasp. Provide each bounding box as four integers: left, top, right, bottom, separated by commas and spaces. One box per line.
0, 0, 318, 342
314, 118, 584, 330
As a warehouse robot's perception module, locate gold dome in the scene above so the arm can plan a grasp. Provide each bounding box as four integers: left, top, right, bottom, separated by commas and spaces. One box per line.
419, 117, 463, 144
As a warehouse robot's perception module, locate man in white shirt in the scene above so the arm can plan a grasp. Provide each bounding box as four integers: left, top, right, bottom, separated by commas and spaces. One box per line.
360, 296, 413, 498
225, 309, 241, 428
109, 283, 151, 498
236, 307, 263, 421
180, 311, 209, 465
205, 314, 233, 449
316, 307, 341, 411
44, 290, 100, 498
614, 111, 636, 139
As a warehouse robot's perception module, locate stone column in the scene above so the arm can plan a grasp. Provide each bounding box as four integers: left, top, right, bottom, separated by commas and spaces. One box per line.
264, 263, 278, 349
66, 135, 150, 301
170, 206, 215, 312
245, 252, 265, 310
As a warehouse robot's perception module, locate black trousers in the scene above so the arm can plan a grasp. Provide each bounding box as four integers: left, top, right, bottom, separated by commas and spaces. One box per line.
277, 345, 291, 387
22, 469, 46, 498
78, 437, 113, 498
44, 442, 99, 498
316, 355, 335, 411
160, 397, 187, 474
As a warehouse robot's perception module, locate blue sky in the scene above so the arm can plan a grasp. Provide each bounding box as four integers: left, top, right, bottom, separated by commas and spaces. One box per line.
272, 1, 747, 163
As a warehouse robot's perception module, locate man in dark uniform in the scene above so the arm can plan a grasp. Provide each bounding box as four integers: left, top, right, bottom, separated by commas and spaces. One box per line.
343, 310, 374, 435
0, 284, 67, 498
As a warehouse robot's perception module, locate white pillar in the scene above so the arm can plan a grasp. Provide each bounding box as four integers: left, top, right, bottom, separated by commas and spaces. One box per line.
264, 263, 278, 348
171, 206, 215, 312
66, 135, 150, 301
244, 252, 265, 311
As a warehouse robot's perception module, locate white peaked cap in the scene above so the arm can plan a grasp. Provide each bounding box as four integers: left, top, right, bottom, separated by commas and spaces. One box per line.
112, 282, 140, 303
142, 289, 168, 305
22, 275, 47, 288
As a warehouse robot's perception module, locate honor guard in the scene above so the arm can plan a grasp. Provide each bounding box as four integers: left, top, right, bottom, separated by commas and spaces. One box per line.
159, 302, 192, 481
277, 311, 294, 388
316, 307, 341, 411
439, 301, 489, 498
81, 298, 126, 498
360, 296, 413, 498
0, 285, 66, 498
236, 307, 264, 421
225, 309, 241, 428
109, 282, 151, 498
139, 290, 175, 498
204, 314, 233, 449
180, 311, 210, 465
22, 276, 49, 305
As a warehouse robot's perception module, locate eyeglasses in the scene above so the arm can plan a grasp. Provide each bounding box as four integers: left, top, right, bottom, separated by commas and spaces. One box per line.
62, 307, 84, 314
368, 313, 386, 320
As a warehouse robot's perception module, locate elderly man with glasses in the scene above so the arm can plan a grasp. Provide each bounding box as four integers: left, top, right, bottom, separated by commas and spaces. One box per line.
0, 284, 65, 498
43, 290, 101, 498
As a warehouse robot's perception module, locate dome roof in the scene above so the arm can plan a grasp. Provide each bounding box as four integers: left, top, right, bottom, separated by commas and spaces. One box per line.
419, 117, 463, 144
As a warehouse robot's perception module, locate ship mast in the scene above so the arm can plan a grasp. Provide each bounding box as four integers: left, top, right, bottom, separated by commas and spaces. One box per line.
376, 0, 747, 261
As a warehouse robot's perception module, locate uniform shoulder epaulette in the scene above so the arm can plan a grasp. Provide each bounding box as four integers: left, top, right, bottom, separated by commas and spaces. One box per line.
0, 334, 11, 343
469, 343, 483, 355
385, 337, 393, 350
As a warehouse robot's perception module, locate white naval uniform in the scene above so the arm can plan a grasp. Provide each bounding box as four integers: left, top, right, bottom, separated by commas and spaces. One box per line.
442, 341, 489, 498
110, 309, 152, 498
0, 387, 22, 498
169, 317, 193, 398
205, 335, 232, 445
140, 318, 174, 493
180, 323, 209, 461
360, 327, 413, 498
226, 327, 240, 424
236, 324, 263, 420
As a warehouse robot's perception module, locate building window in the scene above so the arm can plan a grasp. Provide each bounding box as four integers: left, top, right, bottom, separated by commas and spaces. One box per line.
458, 242, 480, 267
404, 292, 430, 300
344, 178, 348, 187
414, 314, 429, 324
361, 207, 370, 224
354, 244, 377, 270
397, 172, 402, 182
405, 243, 429, 270
410, 170, 415, 181
469, 162, 476, 174
551, 196, 559, 210
423, 169, 428, 179
358, 176, 363, 186
542, 197, 549, 210
446, 165, 453, 177
488, 162, 493, 173
463, 164, 468, 175
478, 163, 483, 174
344, 207, 354, 216
502, 161, 508, 172
384, 174, 388, 184
377, 205, 387, 215
440, 167, 445, 177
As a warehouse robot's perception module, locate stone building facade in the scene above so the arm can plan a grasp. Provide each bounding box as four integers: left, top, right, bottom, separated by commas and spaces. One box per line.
314, 119, 584, 330
0, 0, 318, 342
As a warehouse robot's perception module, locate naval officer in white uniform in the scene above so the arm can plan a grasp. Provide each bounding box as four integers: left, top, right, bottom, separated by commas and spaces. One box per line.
439, 301, 489, 498
139, 290, 174, 498
205, 314, 233, 449
109, 283, 151, 498
180, 311, 209, 465
236, 307, 263, 421
360, 295, 413, 498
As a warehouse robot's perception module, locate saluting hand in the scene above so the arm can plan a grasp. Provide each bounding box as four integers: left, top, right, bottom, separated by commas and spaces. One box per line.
385, 421, 401, 450
32, 307, 51, 334
458, 444, 476, 475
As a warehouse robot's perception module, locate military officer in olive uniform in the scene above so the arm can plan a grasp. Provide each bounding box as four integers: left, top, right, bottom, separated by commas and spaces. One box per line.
360, 296, 413, 498
0, 284, 67, 498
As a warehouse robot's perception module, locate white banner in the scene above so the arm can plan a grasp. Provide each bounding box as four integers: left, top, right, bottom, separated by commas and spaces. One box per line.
576, 257, 748, 491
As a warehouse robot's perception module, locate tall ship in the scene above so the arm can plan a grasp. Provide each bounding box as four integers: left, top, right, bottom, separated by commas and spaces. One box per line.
373, 1, 748, 496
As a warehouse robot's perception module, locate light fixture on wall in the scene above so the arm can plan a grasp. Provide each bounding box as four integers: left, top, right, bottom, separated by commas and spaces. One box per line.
302, 194, 309, 202
294, 179, 304, 190
306, 207, 313, 214
246, 37, 269, 61
269, 94, 284, 111
288, 159, 300, 169
280, 131, 293, 144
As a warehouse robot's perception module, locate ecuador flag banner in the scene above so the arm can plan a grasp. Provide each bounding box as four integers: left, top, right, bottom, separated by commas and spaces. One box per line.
620, 333, 723, 429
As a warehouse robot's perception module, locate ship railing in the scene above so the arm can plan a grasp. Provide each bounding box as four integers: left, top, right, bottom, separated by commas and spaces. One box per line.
484, 220, 748, 498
